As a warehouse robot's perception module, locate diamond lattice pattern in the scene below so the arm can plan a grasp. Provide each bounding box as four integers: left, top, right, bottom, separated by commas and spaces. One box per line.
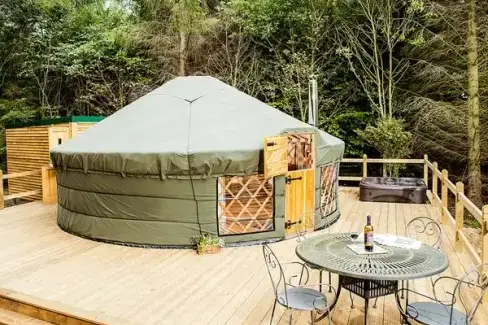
218, 175, 274, 235
288, 133, 314, 171
320, 163, 339, 217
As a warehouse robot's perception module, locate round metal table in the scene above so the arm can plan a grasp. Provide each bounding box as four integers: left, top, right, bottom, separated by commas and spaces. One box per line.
296, 233, 449, 324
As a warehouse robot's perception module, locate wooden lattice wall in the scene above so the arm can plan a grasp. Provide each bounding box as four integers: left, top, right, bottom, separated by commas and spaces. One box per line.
217, 175, 274, 235
320, 163, 339, 217
287, 133, 314, 171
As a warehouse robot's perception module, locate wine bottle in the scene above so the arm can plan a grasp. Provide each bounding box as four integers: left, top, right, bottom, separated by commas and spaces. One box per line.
364, 215, 374, 252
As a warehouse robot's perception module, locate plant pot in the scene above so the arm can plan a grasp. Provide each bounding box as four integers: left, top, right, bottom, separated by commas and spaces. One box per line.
197, 245, 222, 255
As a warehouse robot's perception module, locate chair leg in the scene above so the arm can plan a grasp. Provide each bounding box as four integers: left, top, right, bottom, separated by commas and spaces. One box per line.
349, 291, 355, 308
401, 280, 405, 299
289, 310, 293, 325
328, 271, 332, 292
319, 270, 323, 292
310, 311, 315, 325
373, 297, 378, 308
270, 300, 277, 325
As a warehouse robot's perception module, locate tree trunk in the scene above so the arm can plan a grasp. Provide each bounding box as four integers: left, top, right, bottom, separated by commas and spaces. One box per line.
466, 0, 482, 206
179, 29, 187, 76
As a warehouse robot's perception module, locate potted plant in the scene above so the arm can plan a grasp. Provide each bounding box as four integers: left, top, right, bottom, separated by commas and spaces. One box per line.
193, 233, 224, 255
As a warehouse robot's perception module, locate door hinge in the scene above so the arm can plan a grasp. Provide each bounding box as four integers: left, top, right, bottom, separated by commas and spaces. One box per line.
285, 219, 302, 229
286, 175, 303, 184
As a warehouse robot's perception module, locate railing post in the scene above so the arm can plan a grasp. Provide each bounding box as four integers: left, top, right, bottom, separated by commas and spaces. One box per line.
432, 162, 438, 207
482, 206, 488, 303
362, 154, 368, 178
41, 166, 48, 204
41, 166, 57, 204
455, 182, 464, 252
441, 169, 448, 224
423, 154, 429, 187
482, 206, 488, 265
0, 170, 4, 210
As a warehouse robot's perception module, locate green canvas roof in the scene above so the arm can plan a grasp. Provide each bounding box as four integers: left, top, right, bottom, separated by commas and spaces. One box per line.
50, 76, 344, 178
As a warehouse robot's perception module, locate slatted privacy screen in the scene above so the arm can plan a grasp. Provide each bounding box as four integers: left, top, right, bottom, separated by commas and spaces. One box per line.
320, 163, 339, 217
217, 175, 274, 235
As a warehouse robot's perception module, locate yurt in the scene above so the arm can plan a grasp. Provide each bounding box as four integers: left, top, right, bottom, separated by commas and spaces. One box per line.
50, 76, 344, 247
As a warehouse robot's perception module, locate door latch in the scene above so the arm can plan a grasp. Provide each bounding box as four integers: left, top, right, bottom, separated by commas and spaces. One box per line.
285, 219, 302, 229
286, 175, 303, 184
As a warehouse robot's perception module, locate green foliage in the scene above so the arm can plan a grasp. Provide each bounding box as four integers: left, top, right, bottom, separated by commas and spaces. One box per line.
0, 98, 36, 169
0, 99, 36, 125
171, 0, 209, 33
192, 233, 224, 249
357, 118, 413, 176
10, 0, 153, 116
323, 111, 375, 157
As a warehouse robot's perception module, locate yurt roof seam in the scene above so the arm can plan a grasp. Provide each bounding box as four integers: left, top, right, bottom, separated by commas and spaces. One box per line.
186, 95, 203, 235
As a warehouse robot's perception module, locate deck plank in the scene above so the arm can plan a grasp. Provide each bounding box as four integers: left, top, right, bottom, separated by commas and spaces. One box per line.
0, 191, 486, 325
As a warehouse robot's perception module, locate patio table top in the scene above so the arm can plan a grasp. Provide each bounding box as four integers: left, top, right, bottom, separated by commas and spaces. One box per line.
296, 232, 449, 281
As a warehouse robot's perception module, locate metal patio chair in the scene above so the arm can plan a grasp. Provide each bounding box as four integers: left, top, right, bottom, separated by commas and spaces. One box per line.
402, 216, 444, 297
262, 244, 337, 325
396, 263, 488, 325
295, 207, 334, 293
406, 216, 443, 251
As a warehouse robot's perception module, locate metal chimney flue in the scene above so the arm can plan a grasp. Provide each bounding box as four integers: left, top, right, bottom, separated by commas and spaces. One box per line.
308, 75, 318, 127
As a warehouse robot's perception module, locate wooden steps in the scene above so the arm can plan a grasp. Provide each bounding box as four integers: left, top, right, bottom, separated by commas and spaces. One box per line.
0, 308, 52, 325
0, 289, 132, 325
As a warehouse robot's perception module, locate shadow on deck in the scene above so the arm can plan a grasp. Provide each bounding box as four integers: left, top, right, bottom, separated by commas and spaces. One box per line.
0, 188, 486, 325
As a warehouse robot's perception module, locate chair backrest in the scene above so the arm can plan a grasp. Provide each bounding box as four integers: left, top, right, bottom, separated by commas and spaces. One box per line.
405, 216, 442, 249
454, 263, 488, 323
262, 244, 289, 303
295, 206, 333, 242
262, 244, 309, 305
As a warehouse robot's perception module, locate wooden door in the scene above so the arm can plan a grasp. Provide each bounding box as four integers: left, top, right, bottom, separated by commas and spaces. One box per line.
263, 135, 288, 180
285, 169, 315, 236
49, 126, 70, 150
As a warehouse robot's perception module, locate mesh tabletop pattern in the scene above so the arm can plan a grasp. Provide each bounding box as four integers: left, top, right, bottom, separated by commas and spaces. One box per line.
296, 233, 449, 281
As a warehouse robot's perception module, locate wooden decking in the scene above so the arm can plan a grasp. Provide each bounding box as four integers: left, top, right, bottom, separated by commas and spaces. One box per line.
0, 188, 487, 325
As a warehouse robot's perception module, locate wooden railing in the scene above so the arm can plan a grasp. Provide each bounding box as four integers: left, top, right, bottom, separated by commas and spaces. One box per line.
424, 156, 488, 266
0, 166, 57, 209
339, 154, 424, 181
340, 155, 488, 266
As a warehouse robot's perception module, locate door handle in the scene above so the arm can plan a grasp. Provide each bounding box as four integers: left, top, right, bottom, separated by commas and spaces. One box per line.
286, 175, 302, 184
285, 219, 302, 229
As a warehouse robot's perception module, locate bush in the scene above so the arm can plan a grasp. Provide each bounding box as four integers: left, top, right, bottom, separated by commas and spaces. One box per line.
357, 118, 412, 177
192, 233, 224, 249
323, 111, 375, 157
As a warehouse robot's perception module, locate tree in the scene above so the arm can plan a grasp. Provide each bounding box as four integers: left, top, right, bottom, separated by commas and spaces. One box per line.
226, 0, 339, 121
357, 118, 412, 176
132, 0, 216, 77
466, 0, 482, 206
201, 8, 266, 96
336, 0, 424, 118
403, 0, 487, 203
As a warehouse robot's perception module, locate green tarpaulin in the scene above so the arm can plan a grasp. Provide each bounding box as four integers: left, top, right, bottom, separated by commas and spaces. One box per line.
51, 76, 344, 246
